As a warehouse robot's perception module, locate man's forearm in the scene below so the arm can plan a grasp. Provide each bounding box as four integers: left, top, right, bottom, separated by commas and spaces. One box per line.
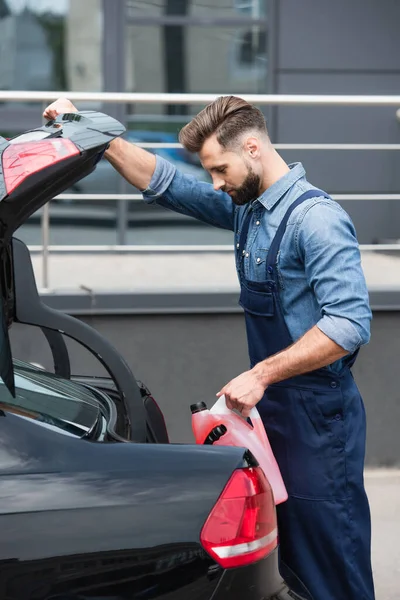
105, 137, 156, 191
253, 325, 348, 386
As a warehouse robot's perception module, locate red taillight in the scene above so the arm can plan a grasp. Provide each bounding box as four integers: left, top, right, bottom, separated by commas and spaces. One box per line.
200, 467, 278, 569
2, 139, 80, 195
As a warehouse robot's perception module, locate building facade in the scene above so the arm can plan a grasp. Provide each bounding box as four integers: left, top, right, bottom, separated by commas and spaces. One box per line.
0, 0, 399, 243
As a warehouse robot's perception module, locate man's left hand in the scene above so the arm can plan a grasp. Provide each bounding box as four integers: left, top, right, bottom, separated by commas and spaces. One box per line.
216, 368, 267, 418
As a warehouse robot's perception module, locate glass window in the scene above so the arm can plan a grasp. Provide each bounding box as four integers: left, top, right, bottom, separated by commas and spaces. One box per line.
0, 0, 103, 103
119, 1, 269, 245
0, 359, 102, 438
125, 23, 268, 107
126, 0, 266, 20
123, 20, 268, 188
124, 0, 269, 122
234, 0, 266, 17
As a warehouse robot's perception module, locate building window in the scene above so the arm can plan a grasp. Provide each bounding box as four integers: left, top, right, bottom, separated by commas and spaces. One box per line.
125, 0, 269, 121
0, 0, 103, 96
234, 0, 266, 17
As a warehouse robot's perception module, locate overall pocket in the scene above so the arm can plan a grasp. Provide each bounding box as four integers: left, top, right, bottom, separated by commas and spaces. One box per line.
261, 385, 347, 500
239, 283, 275, 317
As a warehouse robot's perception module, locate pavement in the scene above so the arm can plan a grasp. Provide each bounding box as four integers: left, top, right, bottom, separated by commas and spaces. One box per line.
22, 247, 400, 294
364, 470, 400, 600
13, 219, 400, 293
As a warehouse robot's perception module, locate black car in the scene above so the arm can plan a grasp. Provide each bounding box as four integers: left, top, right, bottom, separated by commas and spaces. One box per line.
0, 114, 309, 600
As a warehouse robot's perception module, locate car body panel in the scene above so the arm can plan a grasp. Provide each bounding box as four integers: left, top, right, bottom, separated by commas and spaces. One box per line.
0, 411, 258, 600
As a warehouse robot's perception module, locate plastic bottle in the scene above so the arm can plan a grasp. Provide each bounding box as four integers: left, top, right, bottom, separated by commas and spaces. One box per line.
190, 396, 288, 505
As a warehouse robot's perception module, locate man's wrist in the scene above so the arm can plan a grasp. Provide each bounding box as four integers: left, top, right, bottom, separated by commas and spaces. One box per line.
252, 361, 271, 389
104, 138, 118, 158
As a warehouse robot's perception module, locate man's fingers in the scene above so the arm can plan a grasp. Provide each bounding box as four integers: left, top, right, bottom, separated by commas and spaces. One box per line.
43, 106, 59, 120
225, 396, 235, 410
42, 98, 78, 121
218, 391, 253, 415
43, 109, 55, 120
218, 388, 236, 410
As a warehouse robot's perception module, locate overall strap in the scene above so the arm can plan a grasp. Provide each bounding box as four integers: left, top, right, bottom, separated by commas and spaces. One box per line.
237, 205, 254, 258
266, 189, 328, 274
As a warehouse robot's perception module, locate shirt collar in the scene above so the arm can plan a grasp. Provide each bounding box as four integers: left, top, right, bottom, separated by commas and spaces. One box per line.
254, 162, 306, 211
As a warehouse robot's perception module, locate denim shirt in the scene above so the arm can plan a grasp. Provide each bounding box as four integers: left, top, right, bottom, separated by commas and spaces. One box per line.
143, 157, 372, 373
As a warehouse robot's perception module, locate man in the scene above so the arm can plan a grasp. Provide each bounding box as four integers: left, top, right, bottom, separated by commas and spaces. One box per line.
44, 96, 375, 600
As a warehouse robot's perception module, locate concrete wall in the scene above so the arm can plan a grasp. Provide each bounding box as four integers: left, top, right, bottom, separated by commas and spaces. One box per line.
9, 309, 400, 467
272, 0, 400, 243
66, 0, 103, 91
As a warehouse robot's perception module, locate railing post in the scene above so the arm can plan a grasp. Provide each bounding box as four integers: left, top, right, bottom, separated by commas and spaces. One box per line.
103, 0, 128, 245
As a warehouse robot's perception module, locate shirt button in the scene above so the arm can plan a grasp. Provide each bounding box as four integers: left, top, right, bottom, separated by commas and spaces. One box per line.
267, 266, 273, 274
242, 250, 246, 255
256, 220, 260, 226
256, 257, 261, 263
236, 243, 240, 249
245, 252, 249, 258
330, 381, 338, 389
335, 414, 342, 421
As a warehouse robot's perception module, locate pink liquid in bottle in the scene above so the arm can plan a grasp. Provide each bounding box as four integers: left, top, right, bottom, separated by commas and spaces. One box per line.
191, 396, 287, 505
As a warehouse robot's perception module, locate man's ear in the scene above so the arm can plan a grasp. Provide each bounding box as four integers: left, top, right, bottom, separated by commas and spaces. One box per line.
244, 136, 261, 159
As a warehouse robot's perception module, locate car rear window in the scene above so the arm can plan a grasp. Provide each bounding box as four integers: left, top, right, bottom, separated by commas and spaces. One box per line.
0, 359, 101, 438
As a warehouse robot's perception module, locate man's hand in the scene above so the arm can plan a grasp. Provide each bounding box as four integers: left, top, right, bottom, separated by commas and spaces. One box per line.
216, 327, 349, 417
216, 368, 267, 418
43, 98, 78, 121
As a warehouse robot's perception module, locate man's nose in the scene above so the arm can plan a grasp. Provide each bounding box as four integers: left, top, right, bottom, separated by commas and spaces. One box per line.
213, 177, 225, 191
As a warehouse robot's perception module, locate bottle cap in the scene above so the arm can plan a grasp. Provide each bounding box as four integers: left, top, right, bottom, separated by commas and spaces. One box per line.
190, 402, 207, 414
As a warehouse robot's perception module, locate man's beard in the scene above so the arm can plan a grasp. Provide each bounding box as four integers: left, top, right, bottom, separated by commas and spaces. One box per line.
224, 168, 261, 206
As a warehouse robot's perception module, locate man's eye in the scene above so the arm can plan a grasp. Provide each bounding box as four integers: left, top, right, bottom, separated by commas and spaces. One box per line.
217, 168, 226, 174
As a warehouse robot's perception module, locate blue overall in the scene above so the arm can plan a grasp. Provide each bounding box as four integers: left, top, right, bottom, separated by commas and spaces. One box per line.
238, 190, 375, 600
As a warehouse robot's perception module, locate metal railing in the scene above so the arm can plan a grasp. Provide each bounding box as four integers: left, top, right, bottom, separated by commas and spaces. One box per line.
2, 91, 400, 105
1, 91, 399, 288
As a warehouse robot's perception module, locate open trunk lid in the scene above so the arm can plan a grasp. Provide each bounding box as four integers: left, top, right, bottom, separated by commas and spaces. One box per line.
0, 111, 126, 395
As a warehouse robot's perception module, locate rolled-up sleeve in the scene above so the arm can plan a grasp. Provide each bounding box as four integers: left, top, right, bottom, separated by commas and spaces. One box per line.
142, 155, 235, 231
296, 200, 372, 353
141, 154, 177, 200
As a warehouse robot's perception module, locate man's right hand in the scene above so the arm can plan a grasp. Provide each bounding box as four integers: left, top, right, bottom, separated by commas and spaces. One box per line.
43, 98, 78, 121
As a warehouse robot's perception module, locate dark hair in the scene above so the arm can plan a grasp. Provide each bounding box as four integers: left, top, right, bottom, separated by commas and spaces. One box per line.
179, 95, 268, 153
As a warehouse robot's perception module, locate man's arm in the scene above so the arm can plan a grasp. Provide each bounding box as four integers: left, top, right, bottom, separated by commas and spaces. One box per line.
43, 98, 235, 230
255, 326, 348, 385
217, 327, 347, 415
104, 137, 156, 191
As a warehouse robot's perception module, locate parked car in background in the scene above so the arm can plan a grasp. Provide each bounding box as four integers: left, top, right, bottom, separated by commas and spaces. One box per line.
69, 129, 209, 196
